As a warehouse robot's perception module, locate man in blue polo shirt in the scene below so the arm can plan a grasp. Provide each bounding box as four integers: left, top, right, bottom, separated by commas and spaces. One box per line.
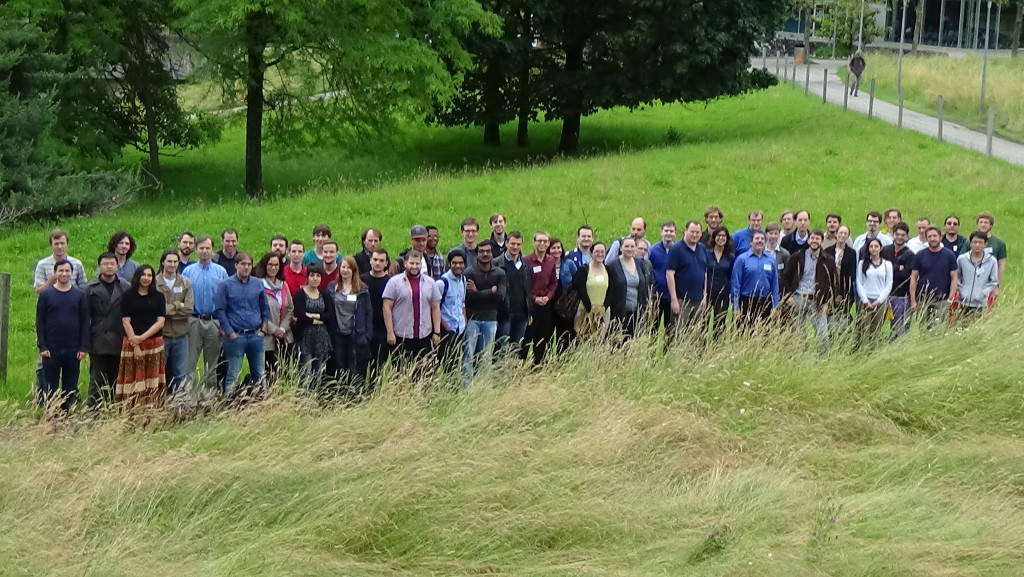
666, 220, 707, 340
216, 251, 270, 401
910, 226, 958, 330
648, 220, 676, 332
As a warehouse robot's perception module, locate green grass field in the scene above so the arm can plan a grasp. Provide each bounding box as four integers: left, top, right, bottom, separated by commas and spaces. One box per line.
1, 85, 1023, 575
838, 52, 1024, 141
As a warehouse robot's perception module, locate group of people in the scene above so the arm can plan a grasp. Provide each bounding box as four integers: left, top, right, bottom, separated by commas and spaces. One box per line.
32, 206, 1005, 414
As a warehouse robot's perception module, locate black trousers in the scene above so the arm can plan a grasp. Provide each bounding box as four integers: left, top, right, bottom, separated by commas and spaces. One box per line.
739, 296, 774, 328
88, 354, 121, 408
708, 294, 730, 341
525, 303, 554, 365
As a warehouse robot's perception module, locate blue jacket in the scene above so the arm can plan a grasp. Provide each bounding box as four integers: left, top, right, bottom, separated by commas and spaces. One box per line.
215, 275, 270, 335
648, 240, 673, 298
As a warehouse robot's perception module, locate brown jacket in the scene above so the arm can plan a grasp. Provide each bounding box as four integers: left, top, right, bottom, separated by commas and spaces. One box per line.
156, 274, 194, 338
781, 247, 839, 308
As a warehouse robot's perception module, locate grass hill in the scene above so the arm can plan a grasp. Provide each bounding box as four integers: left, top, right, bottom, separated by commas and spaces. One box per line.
0, 86, 1022, 575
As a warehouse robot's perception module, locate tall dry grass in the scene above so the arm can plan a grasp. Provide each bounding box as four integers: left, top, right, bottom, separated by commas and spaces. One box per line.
2, 310, 1024, 575
860, 53, 1024, 138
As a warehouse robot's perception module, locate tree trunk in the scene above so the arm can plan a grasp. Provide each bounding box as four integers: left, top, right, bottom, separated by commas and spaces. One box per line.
557, 40, 585, 155
516, 11, 531, 148
244, 10, 268, 198
1013, 0, 1023, 56
803, 7, 812, 55
912, 0, 925, 51
128, 8, 161, 188
483, 122, 501, 145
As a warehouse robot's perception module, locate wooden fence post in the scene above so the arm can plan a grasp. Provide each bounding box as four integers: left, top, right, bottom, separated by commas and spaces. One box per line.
822, 69, 828, 103
868, 79, 876, 119
0, 272, 10, 384
987, 107, 995, 156
937, 95, 944, 142
898, 87, 904, 128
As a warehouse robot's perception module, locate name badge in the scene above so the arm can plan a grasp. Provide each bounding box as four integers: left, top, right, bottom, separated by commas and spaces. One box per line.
532, 265, 542, 274
595, 275, 604, 282
763, 264, 772, 271
347, 293, 357, 302
172, 287, 183, 294
515, 261, 522, 270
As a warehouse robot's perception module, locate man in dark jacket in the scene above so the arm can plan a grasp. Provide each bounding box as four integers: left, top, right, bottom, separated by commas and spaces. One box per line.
849, 50, 866, 96
84, 252, 130, 407
782, 229, 839, 353
463, 240, 506, 384
496, 231, 533, 358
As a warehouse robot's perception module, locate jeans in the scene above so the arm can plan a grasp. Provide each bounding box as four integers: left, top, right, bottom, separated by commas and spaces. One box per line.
792, 295, 830, 354
40, 348, 81, 413
223, 332, 265, 400
496, 313, 529, 357
163, 335, 190, 395
889, 296, 911, 340
463, 320, 497, 385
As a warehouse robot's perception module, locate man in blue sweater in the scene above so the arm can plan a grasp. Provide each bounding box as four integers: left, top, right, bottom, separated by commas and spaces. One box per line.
215, 252, 270, 401
35, 260, 89, 414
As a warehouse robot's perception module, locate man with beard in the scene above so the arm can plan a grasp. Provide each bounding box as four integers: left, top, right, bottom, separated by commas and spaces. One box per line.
392, 225, 429, 275
423, 225, 446, 279
463, 240, 506, 384
383, 251, 442, 369
910, 226, 958, 330
731, 230, 779, 327
360, 248, 393, 378
881, 222, 915, 340
782, 229, 838, 353
177, 232, 196, 270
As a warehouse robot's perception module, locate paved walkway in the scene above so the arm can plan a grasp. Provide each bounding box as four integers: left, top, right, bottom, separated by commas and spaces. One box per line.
757, 56, 1024, 167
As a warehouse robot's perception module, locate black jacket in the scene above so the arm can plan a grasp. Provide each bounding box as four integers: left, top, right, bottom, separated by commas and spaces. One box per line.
464, 265, 507, 321
823, 244, 857, 305
84, 276, 130, 355
604, 258, 653, 321
497, 253, 532, 317
781, 248, 839, 307
292, 288, 336, 346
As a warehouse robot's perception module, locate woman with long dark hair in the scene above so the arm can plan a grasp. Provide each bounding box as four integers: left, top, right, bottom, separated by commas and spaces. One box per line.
706, 226, 735, 340
293, 263, 335, 392
548, 237, 578, 350
855, 238, 892, 344
253, 252, 294, 382
116, 265, 166, 408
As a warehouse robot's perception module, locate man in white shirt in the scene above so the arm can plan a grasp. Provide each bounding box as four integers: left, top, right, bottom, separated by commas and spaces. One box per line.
906, 217, 930, 254
852, 210, 893, 256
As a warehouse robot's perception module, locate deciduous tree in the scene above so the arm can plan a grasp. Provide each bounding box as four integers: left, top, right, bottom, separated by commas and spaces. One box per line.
176, 0, 498, 197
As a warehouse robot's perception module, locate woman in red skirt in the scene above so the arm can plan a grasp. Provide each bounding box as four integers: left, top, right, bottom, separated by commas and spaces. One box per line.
117, 265, 167, 409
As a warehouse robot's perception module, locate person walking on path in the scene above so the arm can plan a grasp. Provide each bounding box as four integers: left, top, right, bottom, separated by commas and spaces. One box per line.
849, 50, 866, 96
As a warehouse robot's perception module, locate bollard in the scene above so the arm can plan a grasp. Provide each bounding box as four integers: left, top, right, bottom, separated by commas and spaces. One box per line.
937, 95, 944, 142
868, 78, 876, 119
822, 69, 828, 103
784, 59, 789, 84
804, 62, 810, 96
843, 76, 849, 110
987, 108, 995, 157
776, 50, 781, 76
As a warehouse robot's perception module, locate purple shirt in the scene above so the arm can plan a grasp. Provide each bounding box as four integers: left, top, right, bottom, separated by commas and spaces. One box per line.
383, 273, 441, 339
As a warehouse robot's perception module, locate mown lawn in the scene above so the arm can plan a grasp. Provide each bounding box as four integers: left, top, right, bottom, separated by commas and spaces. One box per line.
0, 84, 1022, 576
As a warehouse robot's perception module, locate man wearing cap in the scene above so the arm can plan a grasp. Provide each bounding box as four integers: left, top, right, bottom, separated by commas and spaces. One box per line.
392, 225, 430, 275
